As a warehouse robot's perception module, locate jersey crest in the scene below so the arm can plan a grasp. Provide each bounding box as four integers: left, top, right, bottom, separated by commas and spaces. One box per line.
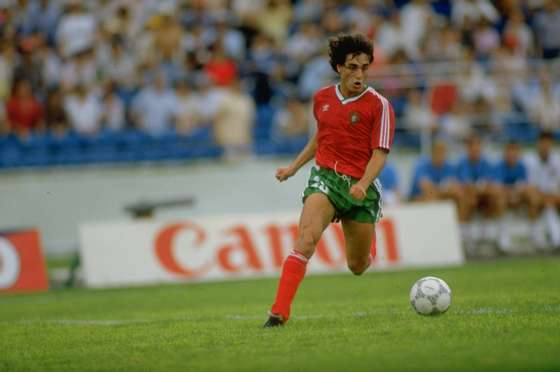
349, 111, 360, 125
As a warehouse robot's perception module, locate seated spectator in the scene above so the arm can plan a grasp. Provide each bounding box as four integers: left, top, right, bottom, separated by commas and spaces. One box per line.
525, 131, 560, 249
44, 86, 68, 136
451, 0, 499, 28
439, 100, 472, 143
213, 79, 255, 158
456, 135, 505, 252
64, 84, 102, 136
55, 1, 97, 59
174, 79, 204, 135
131, 73, 177, 136
101, 82, 126, 132
533, 0, 560, 59
403, 89, 436, 134
529, 73, 560, 132
5, 79, 44, 136
494, 141, 541, 250
204, 43, 238, 87
271, 95, 310, 140
378, 161, 402, 205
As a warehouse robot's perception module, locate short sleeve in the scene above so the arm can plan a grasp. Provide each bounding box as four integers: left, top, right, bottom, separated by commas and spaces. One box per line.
371, 99, 396, 151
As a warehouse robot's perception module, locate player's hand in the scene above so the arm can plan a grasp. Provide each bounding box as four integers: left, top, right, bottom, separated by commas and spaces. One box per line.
349, 183, 367, 201
276, 166, 296, 182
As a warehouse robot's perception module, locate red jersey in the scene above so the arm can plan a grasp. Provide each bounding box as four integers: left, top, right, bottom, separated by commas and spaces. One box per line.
313, 84, 396, 179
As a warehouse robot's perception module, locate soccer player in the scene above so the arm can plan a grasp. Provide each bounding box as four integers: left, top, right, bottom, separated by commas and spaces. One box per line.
525, 132, 560, 249
409, 141, 467, 218
456, 135, 505, 252
494, 141, 541, 250
264, 34, 395, 327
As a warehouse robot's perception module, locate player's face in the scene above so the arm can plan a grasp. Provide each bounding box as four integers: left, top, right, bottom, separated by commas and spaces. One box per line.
337, 53, 371, 97
467, 139, 482, 160
537, 138, 552, 158
505, 144, 519, 164
431, 143, 447, 166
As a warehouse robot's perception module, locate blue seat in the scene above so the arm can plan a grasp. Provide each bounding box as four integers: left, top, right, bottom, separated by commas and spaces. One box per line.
0, 135, 22, 168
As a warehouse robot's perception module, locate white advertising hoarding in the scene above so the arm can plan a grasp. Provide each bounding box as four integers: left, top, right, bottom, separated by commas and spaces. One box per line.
79, 202, 464, 288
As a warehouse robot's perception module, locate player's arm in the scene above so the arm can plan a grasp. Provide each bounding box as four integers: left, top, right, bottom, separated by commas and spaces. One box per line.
276, 132, 317, 182
350, 148, 387, 199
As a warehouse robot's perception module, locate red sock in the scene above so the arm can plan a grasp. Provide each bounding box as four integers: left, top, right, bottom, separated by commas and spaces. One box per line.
270, 250, 308, 322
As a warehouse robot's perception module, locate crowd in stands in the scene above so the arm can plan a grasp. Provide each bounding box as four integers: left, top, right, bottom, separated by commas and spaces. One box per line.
0, 0, 559, 167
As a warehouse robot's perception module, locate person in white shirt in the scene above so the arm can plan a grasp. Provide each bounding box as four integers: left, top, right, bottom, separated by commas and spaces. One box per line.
64, 84, 102, 136
131, 73, 177, 136
525, 131, 560, 249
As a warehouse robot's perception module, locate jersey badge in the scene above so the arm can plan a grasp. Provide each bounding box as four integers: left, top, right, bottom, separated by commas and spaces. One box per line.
350, 111, 360, 125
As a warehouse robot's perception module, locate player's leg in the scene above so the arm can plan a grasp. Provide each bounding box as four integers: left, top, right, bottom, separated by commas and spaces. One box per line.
441, 181, 470, 223
542, 193, 560, 248
341, 219, 374, 275
460, 183, 480, 251
267, 193, 335, 325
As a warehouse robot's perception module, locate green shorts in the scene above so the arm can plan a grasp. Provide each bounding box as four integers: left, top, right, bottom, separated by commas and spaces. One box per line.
302, 166, 383, 224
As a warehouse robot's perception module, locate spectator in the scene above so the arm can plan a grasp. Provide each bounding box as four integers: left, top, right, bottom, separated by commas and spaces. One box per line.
255, 0, 293, 46
56, 1, 97, 58
529, 73, 560, 132
472, 19, 500, 60
60, 49, 97, 92
44, 86, 68, 135
0, 38, 14, 101
98, 35, 136, 87
271, 95, 310, 140
131, 73, 177, 136
502, 10, 534, 58
439, 100, 472, 142
214, 17, 246, 62
204, 43, 238, 87
213, 79, 255, 158
525, 131, 560, 249
101, 82, 126, 132
5, 79, 44, 136
400, 0, 435, 60
451, 0, 499, 28
174, 79, 204, 135
533, 0, 560, 59
403, 89, 437, 134
64, 84, 102, 136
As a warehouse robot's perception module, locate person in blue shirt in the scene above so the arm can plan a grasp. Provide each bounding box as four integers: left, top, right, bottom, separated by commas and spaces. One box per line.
494, 140, 541, 250
409, 140, 469, 220
496, 141, 540, 212
456, 135, 506, 252
378, 161, 402, 205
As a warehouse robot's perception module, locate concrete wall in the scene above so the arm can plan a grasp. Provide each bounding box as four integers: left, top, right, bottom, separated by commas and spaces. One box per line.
0, 155, 415, 255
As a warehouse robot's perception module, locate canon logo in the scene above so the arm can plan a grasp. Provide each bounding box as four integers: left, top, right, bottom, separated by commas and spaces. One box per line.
154, 219, 399, 278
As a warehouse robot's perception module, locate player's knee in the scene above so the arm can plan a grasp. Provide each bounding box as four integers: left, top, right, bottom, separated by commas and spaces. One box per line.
298, 228, 320, 253
347, 260, 368, 276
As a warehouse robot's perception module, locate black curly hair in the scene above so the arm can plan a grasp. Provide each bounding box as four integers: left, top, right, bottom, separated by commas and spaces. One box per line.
328, 33, 374, 73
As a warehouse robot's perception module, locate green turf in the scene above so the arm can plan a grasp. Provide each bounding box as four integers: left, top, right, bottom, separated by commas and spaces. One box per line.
1, 257, 559, 372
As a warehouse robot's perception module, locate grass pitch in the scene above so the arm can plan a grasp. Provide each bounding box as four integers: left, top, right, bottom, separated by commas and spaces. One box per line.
1, 257, 559, 372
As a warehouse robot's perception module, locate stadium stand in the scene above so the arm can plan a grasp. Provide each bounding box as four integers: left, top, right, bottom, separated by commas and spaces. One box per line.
0, 0, 558, 170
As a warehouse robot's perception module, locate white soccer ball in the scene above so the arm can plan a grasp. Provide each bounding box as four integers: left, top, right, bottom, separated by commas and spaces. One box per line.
409, 276, 452, 316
